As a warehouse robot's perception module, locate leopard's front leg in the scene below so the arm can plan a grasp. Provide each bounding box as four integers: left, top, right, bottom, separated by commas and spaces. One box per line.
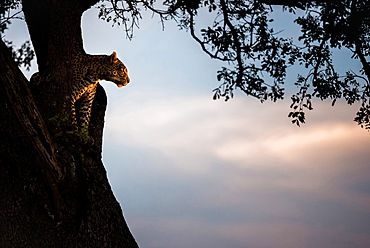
78, 95, 94, 131
77, 83, 98, 137
71, 101, 78, 132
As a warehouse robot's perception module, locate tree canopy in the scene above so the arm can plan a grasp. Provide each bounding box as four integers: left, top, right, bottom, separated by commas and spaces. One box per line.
2, 0, 370, 127
97, 0, 370, 127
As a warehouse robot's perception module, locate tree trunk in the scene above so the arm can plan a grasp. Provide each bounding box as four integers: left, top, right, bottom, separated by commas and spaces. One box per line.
0, 1, 138, 247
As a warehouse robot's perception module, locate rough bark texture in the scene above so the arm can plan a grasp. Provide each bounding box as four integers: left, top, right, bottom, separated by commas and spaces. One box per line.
0, 0, 138, 247
22, 0, 85, 123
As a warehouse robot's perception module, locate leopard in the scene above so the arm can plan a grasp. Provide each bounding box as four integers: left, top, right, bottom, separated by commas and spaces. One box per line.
71, 51, 130, 132
30, 51, 130, 135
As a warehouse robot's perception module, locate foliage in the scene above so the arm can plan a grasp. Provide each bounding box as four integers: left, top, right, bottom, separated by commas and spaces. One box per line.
3, 0, 370, 127
289, 0, 370, 127
97, 0, 370, 128
0, 0, 21, 33
5, 40, 35, 70
1, 0, 34, 70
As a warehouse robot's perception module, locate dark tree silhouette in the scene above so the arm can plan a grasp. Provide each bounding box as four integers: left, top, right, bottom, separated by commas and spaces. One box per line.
98, 0, 370, 127
1, 0, 370, 247
0, 0, 138, 247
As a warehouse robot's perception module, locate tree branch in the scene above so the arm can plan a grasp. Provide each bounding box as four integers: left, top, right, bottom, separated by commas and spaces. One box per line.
355, 39, 370, 84
349, 0, 370, 84
258, 0, 326, 8
220, 0, 244, 85
188, 9, 231, 61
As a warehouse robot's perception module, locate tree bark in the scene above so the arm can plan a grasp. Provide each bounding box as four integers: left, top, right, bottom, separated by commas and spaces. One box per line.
0, 1, 138, 247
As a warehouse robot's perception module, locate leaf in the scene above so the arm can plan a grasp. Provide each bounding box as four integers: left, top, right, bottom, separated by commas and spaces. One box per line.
212, 91, 220, 100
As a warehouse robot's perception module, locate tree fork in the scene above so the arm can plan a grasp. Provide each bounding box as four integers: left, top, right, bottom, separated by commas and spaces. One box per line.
22, 0, 98, 126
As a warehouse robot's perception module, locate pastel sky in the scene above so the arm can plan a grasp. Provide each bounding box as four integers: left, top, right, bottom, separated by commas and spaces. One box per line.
6, 4, 370, 248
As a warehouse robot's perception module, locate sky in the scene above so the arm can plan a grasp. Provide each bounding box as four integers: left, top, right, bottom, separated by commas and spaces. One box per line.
6, 4, 370, 248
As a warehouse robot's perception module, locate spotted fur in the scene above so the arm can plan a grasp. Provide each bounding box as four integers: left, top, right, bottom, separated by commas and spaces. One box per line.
31, 52, 130, 133
71, 52, 130, 131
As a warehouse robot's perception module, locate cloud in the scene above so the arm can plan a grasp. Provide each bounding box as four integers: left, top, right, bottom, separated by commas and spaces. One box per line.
129, 216, 370, 248
102, 91, 370, 248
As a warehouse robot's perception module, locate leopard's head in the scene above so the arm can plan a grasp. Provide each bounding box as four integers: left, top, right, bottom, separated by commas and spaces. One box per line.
107, 52, 130, 87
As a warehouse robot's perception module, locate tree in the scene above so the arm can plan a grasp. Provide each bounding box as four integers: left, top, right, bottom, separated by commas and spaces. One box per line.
0, 0, 369, 247
0, 0, 137, 247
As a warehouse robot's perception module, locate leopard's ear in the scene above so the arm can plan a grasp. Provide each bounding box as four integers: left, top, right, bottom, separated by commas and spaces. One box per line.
110, 52, 118, 63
